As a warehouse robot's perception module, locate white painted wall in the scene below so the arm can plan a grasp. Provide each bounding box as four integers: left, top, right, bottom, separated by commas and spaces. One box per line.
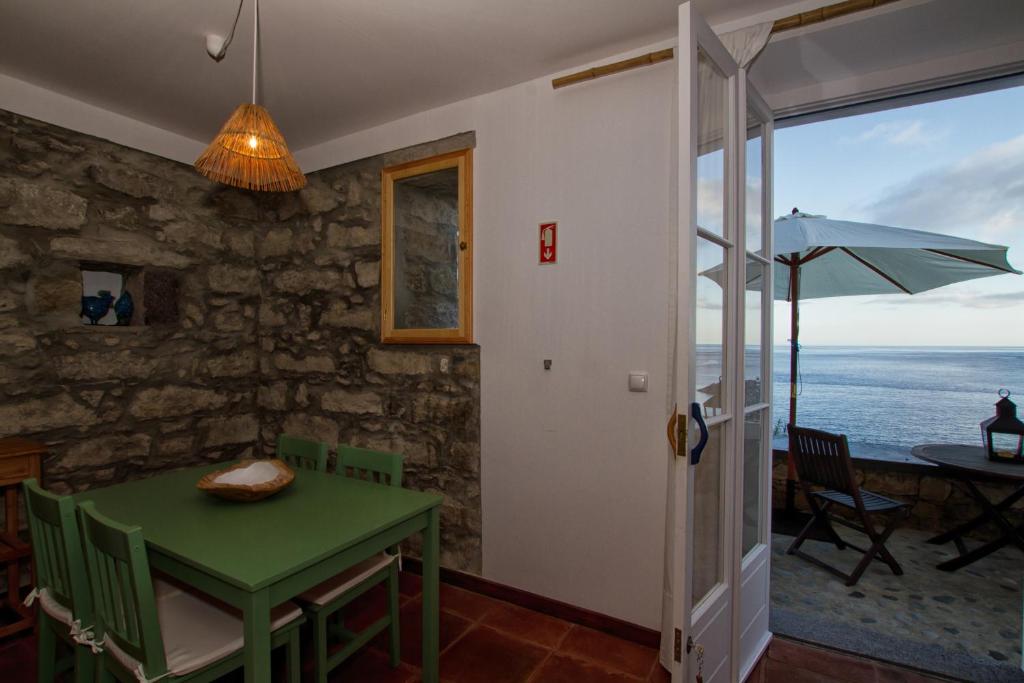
300, 39, 677, 628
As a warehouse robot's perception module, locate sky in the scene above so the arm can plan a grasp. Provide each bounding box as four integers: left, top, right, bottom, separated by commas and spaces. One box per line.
772, 83, 1024, 347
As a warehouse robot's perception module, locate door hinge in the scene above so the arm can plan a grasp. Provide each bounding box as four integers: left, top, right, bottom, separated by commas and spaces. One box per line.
673, 628, 682, 662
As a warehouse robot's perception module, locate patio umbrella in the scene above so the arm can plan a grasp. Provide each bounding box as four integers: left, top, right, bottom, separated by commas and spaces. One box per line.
703, 209, 1021, 511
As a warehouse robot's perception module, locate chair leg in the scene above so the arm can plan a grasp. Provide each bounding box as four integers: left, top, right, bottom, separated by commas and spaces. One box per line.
314, 609, 329, 683
287, 628, 301, 683
74, 643, 95, 683
387, 559, 401, 668
844, 510, 905, 586
37, 613, 57, 683
96, 659, 116, 683
787, 498, 844, 555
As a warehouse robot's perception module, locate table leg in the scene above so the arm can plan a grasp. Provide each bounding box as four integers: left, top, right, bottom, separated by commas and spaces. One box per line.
935, 481, 1024, 571
242, 589, 272, 683
421, 507, 440, 683
927, 483, 1024, 545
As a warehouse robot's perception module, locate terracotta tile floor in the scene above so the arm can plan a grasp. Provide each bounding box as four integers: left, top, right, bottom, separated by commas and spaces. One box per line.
0, 572, 954, 682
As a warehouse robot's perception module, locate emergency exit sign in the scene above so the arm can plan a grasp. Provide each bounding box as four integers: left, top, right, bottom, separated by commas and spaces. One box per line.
539, 222, 557, 264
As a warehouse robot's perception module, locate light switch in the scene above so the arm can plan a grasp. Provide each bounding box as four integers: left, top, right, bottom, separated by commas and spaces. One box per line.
628, 372, 648, 392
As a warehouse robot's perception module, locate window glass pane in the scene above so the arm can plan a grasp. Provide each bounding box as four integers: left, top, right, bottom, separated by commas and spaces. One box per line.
742, 410, 765, 556
744, 258, 765, 406
696, 49, 727, 238
693, 422, 724, 606
696, 238, 726, 418
745, 124, 763, 255
393, 167, 461, 329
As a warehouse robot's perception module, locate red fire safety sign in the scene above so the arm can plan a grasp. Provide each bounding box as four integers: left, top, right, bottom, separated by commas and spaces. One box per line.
539, 222, 557, 264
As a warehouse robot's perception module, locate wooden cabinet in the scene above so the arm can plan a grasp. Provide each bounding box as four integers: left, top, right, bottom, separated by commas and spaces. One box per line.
0, 438, 43, 638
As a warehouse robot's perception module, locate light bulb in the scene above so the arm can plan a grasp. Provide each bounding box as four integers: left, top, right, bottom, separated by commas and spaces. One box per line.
247, 135, 258, 149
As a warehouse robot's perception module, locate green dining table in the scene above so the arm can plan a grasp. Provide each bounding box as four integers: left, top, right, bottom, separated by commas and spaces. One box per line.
74, 462, 443, 683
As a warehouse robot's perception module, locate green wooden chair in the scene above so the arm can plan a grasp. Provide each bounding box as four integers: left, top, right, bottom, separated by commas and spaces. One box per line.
76, 501, 305, 683
299, 445, 405, 683
23, 478, 96, 683
276, 433, 329, 473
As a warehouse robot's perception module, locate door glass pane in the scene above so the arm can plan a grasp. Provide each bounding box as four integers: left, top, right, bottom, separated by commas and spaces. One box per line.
693, 422, 724, 605
696, 49, 727, 238
742, 409, 764, 556
745, 123, 763, 255
696, 238, 726, 418
744, 258, 764, 406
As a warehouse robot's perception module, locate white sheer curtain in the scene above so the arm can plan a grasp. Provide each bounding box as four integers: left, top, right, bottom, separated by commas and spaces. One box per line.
658, 19, 773, 672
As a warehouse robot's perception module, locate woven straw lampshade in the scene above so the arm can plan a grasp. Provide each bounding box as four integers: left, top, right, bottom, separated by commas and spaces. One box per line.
194, 103, 306, 192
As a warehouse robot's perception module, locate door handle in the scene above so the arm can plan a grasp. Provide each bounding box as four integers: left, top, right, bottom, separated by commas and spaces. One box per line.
690, 402, 709, 465
667, 405, 678, 454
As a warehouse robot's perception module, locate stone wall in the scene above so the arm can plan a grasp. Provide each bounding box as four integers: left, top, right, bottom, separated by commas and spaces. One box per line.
772, 451, 1024, 541
0, 109, 261, 495
0, 109, 482, 574
257, 133, 481, 573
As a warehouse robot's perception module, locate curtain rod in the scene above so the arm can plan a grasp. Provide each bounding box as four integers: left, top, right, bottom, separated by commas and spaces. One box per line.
551, 0, 901, 89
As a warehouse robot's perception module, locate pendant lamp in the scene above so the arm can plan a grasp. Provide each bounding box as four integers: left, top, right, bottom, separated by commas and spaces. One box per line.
194, 0, 306, 191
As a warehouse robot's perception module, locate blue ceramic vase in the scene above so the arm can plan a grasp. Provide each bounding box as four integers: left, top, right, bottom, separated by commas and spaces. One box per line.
114, 291, 134, 326
81, 290, 115, 325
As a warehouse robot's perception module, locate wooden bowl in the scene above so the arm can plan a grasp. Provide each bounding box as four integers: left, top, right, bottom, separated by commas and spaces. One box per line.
197, 459, 295, 502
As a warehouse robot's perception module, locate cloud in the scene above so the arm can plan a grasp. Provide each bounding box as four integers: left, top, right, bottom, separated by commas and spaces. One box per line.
865, 134, 1024, 244
870, 288, 1024, 309
843, 120, 946, 147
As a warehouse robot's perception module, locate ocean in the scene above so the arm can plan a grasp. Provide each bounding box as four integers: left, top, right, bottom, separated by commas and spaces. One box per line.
768, 346, 1024, 449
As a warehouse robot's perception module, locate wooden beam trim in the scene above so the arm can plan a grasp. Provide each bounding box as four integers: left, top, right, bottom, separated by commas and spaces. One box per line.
772, 0, 903, 34
552, 48, 674, 90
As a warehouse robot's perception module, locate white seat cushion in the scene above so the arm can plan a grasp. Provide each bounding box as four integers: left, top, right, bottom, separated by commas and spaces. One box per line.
38, 588, 74, 627
105, 580, 302, 678
297, 553, 396, 607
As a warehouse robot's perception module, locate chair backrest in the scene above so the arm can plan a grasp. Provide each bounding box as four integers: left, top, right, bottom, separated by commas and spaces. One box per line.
277, 434, 329, 472
22, 478, 92, 622
337, 445, 403, 487
788, 425, 857, 494
77, 501, 167, 678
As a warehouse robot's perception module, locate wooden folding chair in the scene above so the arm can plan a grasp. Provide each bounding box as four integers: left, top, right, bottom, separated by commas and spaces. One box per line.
786, 425, 911, 586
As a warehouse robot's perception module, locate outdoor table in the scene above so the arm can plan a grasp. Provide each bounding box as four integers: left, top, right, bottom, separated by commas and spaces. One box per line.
75, 463, 443, 683
912, 443, 1024, 571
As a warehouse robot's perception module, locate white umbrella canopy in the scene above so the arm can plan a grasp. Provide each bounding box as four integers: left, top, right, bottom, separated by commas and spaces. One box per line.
769, 211, 1020, 300
701, 209, 1020, 511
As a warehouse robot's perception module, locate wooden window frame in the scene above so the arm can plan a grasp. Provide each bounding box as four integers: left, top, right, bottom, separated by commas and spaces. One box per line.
381, 148, 473, 344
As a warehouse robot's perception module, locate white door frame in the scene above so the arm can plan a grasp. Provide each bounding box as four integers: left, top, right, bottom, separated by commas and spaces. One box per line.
671, 2, 740, 681
671, 4, 774, 681
731, 73, 774, 683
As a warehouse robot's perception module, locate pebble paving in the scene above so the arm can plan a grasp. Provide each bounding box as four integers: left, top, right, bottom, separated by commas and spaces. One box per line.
771, 527, 1022, 671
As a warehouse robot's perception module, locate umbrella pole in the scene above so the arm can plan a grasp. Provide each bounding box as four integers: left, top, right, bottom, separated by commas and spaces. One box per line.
786, 256, 800, 513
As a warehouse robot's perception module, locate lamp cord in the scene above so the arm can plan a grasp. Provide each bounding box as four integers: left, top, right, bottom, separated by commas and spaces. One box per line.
252, 0, 259, 104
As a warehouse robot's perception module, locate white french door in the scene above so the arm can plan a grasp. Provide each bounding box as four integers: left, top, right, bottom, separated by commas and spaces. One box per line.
669, 4, 773, 682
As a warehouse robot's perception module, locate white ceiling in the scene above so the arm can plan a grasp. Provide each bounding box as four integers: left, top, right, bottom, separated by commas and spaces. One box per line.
752, 0, 1024, 117
0, 0, 804, 151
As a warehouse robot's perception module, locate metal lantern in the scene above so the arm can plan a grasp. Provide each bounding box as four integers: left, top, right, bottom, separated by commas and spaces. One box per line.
981, 389, 1024, 463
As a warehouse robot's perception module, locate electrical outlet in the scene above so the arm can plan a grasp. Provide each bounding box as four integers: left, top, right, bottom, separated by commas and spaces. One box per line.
440, 358, 450, 373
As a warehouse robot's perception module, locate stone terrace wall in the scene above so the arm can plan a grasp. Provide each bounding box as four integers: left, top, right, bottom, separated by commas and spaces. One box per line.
0, 109, 261, 494
257, 132, 481, 573
772, 452, 1023, 541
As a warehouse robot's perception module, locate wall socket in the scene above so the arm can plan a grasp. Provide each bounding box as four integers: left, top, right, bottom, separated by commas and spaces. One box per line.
440, 358, 450, 373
